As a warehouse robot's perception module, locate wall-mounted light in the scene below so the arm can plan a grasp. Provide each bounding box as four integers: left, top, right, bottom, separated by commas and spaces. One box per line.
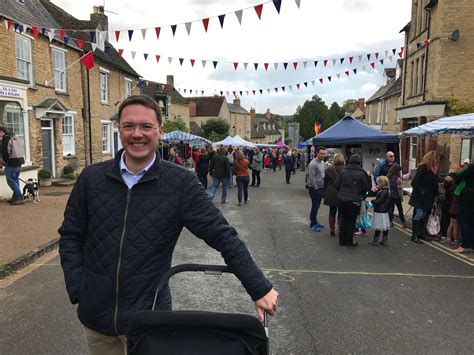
448, 29, 460, 41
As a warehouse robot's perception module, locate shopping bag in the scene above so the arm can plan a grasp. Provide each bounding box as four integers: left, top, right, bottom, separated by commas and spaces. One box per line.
426, 204, 441, 236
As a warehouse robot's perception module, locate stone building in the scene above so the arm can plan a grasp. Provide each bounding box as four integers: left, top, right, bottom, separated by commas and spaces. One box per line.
0, 0, 139, 198
250, 109, 284, 144
187, 96, 230, 129
227, 97, 251, 140
396, 0, 474, 172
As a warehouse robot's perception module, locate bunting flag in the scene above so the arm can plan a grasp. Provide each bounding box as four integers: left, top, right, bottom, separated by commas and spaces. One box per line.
141, 28, 147, 40
185, 22, 192, 35
293, 62, 298, 70
218, 14, 226, 28
273, 0, 282, 13
252, 90, 256, 95
213, 61, 218, 69
349, 56, 353, 64
353, 68, 357, 74
336, 73, 341, 79
118, 49, 124, 56
295, 0, 301, 8
59, 29, 65, 39
314, 60, 318, 67
327, 76, 331, 82
274, 63, 279, 70
32, 26, 40, 39
370, 62, 375, 68
127, 30, 133, 41
424, 39, 430, 47
131, 51, 136, 59
80, 52, 94, 70
303, 61, 307, 69
202, 18, 209, 32
155, 27, 161, 39
323, 60, 328, 67
233, 62, 239, 70
283, 62, 288, 70
64, 36, 69, 46
311, 80, 315, 86
244, 63, 249, 70
155, 55, 160, 63
367, 54, 371, 60
375, 52, 379, 59
89, 31, 95, 42
115, 30, 120, 41
202, 60, 207, 67
48, 29, 55, 42
179, 58, 184, 66
345, 71, 349, 76
137, 80, 145, 89
171, 25, 177, 36
296, 83, 300, 89
143, 53, 148, 61
332, 59, 337, 66
76, 39, 84, 48
264, 63, 269, 71
319, 78, 323, 84
41, 28, 47, 35
235, 10, 243, 25
254, 4, 264, 19
340, 58, 344, 64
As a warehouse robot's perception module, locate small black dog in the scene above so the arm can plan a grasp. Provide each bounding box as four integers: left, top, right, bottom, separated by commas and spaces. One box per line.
22, 178, 40, 203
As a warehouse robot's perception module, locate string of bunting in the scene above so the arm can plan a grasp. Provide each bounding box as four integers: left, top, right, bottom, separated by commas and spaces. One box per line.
3, 0, 300, 41
115, 47, 405, 70
171, 56, 396, 97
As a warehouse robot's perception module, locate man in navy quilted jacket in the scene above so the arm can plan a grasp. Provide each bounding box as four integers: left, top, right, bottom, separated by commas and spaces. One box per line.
58, 95, 278, 354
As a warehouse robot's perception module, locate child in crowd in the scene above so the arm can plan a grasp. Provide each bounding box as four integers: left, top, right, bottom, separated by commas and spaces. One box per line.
369, 176, 391, 246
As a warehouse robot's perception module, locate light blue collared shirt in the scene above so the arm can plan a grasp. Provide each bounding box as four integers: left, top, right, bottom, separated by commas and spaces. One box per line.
120, 152, 156, 189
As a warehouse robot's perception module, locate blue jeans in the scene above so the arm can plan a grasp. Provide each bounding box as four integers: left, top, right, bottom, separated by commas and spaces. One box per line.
209, 177, 227, 202
236, 176, 249, 203
5, 166, 23, 200
308, 187, 324, 227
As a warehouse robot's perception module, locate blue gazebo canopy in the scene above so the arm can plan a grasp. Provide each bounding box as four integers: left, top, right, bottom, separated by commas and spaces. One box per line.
312, 116, 400, 145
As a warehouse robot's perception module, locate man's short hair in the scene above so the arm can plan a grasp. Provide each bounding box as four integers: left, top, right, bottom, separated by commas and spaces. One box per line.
0, 126, 8, 133
349, 154, 361, 165
317, 146, 326, 152
118, 95, 162, 126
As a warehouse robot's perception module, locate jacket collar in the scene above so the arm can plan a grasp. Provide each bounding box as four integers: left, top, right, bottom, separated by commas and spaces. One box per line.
107, 149, 162, 184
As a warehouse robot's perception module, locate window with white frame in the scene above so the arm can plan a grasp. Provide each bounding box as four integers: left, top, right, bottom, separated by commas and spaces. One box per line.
367, 105, 372, 124
62, 114, 75, 155
1, 102, 26, 154
52, 48, 67, 92
102, 122, 111, 153
125, 79, 132, 97
16, 34, 33, 84
384, 100, 390, 124
100, 71, 108, 103
376, 102, 382, 124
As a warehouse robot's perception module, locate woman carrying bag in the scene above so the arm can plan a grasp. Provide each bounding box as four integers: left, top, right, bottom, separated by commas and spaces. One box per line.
234, 150, 250, 206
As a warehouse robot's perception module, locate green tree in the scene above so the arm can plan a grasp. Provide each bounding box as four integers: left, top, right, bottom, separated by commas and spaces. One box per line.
163, 119, 188, 133
340, 99, 358, 116
208, 131, 228, 142
328, 102, 343, 125
291, 95, 331, 140
201, 118, 230, 139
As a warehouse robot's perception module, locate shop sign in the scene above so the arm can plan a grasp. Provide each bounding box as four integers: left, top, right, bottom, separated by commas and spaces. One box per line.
0, 86, 22, 98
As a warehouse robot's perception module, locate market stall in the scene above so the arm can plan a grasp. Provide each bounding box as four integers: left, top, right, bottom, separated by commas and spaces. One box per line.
312, 116, 400, 171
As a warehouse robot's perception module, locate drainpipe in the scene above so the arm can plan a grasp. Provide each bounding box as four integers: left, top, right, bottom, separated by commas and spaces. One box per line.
87, 70, 93, 164
423, 7, 432, 102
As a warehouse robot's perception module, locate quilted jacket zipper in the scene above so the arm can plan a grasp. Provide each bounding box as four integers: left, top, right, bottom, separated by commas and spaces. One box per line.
114, 189, 131, 335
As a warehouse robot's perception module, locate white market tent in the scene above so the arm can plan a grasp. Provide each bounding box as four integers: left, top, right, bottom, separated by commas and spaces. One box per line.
232, 135, 257, 148
212, 135, 239, 146
400, 113, 474, 137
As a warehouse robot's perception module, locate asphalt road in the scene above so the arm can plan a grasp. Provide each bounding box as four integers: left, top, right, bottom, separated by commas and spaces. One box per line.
1, 168, 473, 354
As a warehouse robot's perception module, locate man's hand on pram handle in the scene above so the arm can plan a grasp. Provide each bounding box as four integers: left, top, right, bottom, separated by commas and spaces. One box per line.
255, 288, 279, 322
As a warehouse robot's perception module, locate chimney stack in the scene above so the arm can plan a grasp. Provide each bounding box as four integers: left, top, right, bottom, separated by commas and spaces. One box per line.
189, 101, 197, 117
166, 75, 174, 87
250, 108, 256, 119
265, 109, 271, 120
233, 97, 240, 107
90, 6, 108, 31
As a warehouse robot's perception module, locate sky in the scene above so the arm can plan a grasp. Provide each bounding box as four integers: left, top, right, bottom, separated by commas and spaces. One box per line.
51, 0, 412, 115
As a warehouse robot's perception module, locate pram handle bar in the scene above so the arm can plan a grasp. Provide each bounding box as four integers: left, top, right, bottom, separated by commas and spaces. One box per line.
151, 263, 269, 329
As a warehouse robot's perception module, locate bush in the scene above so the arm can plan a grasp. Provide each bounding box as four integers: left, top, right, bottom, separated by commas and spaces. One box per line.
38, 168, 52, 179
63, 165, 75, 175
63, 172, 78, 180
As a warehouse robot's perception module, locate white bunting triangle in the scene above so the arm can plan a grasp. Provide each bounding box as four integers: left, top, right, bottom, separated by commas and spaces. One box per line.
274, 63, 279, 70
141, 28, 147, 40
311, 80, 315, 86
91, 43, 98, 52
303, 61, 308, 69
362, 65, 367, 72
97, 30, 106, 51
289, 85, 293, 90
267, 88, 270, 94
226, 91, 229, 96
202, 60, 207, 67
4, 19, 8, 30
185, 22, 192, 35
332, 59, 337, 66
243, 63, 248, 70
295, 0, 301, 8
131, 51, 136, 59
337, 73, 341, 79
246, 91, 249, 96
48, 29, 55, 42
385, 50, 389, 57
358, 55, 363, 62
168, 57, 173, 64
235, 10, 243, 25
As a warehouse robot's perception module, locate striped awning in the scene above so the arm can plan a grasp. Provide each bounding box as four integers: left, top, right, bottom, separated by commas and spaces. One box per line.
400, 113, 474, 137
161, 130, 211, 144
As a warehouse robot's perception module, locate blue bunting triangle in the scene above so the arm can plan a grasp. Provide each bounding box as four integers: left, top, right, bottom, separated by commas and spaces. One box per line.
179, 58, 184, 65
90, 31, 95, 42
128, 30, 133, 41
144, 53, 149, 61
254, 63, 259, 70
218, 14, 225, 28
104, 46, 111, 54
171, 25, 177, 36
213, 61, 218, 69
64, 36, 69, 45
353, 68, 357, 74
273, 0, 282, 13
283, 62, 288, 70
259, 89, 263, 95
314, 61, 318, 67
367, 54, 371, 60
41, 28, 47, 35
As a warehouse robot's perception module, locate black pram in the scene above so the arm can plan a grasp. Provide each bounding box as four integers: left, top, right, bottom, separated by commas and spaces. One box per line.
127, 264, 269, 355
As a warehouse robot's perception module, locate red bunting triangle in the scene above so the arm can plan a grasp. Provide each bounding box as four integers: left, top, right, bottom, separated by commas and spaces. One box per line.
233, 91, 236, 96
375, 52, 379, 59
424, 39, 430, 47
264, 63, 269, 71
59, 29, 65, 39
76, 39, 84, 48
31, 26, 40, 39
252, 90, 256, 95
323, 60, 328, 67
296, 83, 300, 89
319, 78, 323, 84
370, 62, 375, 69
155, 55, 160, 63
155, 27, 161, 39
201, 90, 204, 95
115, 31, 120, 42
349, 56, 353, 64
398, 51, 403, 58
202, 18, 209, 32
293, 62, 298, 70
274, 87, 278, 93
233, 62, 238, 70
400, 47, 405, 53
190, 59, 195, 67
118, 49, 124, 56
80, 52, 94, 70
7, 20, 12, 30
345, 71, 350, 76
254, 4, 264, 20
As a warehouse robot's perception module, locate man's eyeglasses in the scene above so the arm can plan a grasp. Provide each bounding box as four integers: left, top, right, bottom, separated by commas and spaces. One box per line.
120, 123, 158, 132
